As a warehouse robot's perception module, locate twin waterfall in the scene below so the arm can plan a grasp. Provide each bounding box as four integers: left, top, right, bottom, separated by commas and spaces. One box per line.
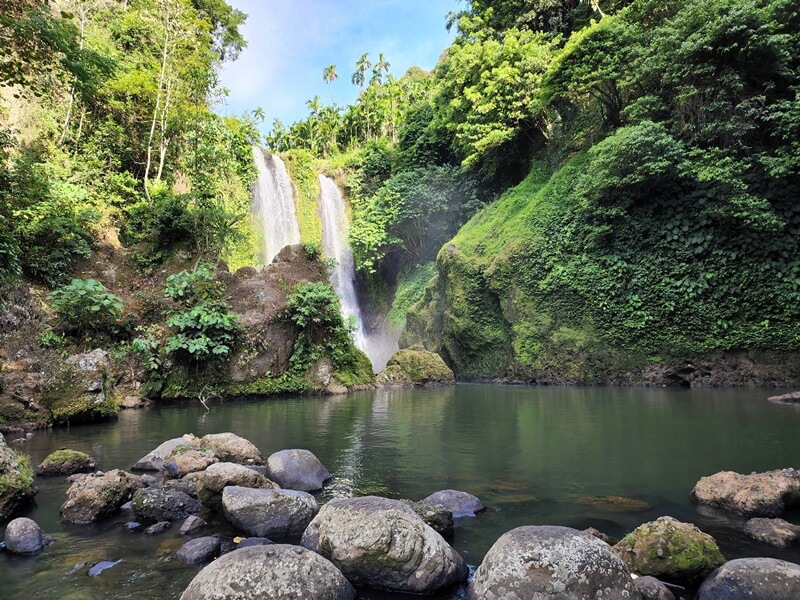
252, 148, 395, 372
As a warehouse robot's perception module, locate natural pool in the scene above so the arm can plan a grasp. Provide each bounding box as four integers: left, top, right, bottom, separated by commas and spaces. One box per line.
1, 384, 799, 599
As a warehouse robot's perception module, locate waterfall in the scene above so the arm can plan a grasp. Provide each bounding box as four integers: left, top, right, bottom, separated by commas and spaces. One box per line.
252, 147, 301, 264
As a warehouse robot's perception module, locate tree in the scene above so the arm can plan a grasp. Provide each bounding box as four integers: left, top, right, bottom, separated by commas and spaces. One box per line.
372, 53, 390, 84
323, 63, 339, 105
352, 52, 370, 88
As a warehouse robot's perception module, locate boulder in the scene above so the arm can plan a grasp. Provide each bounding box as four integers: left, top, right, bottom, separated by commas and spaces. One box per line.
165, 449, 218, 478
422, 489, 485, 518
578, 495, 653, 512
698, 558, 800, 599
0, 432, 37, 521
196, 462, 277, 510
237, 537, 274, 548
743, 517, 800, 547
768, 391, 800, 404
222, 486, 318, 539
634, 576, 676, 600
131, 488, 202, 522
180, 515, 207, 535
60, 469, 145, 524
266, 449, 331, 492
164, 478, 198, 498
47, 349, 117, 425
180, 544, 356, 600
377, 346, 455, 387
301, 496, 467, 594
400, 499, 454, 538
690, 469, 800, 517
177, 536, 220, 565
35, 449, 96, 476
200, 433, 263, 465
468, 526, 639, 599
614, 517, 725, 584
133, 438, 192, 471
145, 521, 171, 535
4, 517, 54, 555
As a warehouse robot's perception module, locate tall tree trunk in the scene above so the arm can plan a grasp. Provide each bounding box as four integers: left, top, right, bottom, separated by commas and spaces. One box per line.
59, 5, 88, 145
144, 6, 171, 202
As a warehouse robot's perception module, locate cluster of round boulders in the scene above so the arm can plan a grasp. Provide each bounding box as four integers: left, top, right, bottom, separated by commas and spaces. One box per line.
614, 516, 725, 584
301, 496, 468, 594
690, 468, 800, 517
468, 525, 640, 599
35, 449, 96, 476
196, 462, 277, 510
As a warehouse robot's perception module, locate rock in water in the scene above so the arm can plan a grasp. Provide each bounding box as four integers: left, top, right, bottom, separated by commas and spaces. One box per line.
180, 544, 355, 599
744, 517, 800, 547
0, 432, 37, 521
266, 449, 331, 492
60, 470, 144, 524
35, 449, 96, 476
400, 499, 454, 538
468, 526, 639, 599
221, 486, 318, 539
634, 576, 676, 600
145, 521, 171, 535
200, 433, 263, 465
164, 449, 218, 478
133, 438, 191, 471
577, 495, 653, 512
131, 488, 202, 522
698, 558, 800, 599
237, 537, 274, 548
301, 496, 468, 594
196, 462, 277, 510
87, 560, 121, 577
177, 536, 220, 565
377, 346, 455, 387
690, 469, 800, 517
423, 489, 485, 518
180, 515, 207, 535
4, 518, 54, 555
614, 517, 725, 584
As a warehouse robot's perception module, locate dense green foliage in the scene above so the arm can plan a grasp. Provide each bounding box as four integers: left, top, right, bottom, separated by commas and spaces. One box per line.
48, 278, 123, 337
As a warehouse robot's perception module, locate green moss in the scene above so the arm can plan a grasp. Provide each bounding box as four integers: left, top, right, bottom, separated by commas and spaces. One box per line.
42, 449, 90, 464
334, 349, 375, 387
379, 346, 454, 386
0, 453, 33, 497
388, 262, 437, 330
283, 149, 322, 248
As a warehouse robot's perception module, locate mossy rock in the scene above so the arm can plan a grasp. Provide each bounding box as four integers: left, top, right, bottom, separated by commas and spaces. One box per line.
577, 495, 653, 512
0, 434, 37, 522
36, 449, 96, 476
377, 346, 455, 387
614, 516, 725, 584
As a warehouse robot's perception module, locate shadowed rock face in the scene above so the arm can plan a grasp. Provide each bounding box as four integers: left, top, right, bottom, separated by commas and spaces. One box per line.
468, 525, 640, 600
266, 449, 331, 492
221, 486, 318, 539
698, 558, 800, 600
691, 469, 800, 517
301, 496, 468, 594
614, 517, 725, 585
131, 488, 202, 522
634, 576, 675, 600
180, 544, 356, 600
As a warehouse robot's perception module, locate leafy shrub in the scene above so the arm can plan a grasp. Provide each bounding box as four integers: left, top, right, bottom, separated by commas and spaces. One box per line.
163, 264, 240, 363
47, 278, 123, 336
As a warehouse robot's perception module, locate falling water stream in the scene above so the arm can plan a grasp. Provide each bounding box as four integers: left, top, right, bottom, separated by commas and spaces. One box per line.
252, 147, 300, 264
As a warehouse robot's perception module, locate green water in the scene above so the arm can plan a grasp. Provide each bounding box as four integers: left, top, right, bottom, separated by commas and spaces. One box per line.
2, 384, 799, 599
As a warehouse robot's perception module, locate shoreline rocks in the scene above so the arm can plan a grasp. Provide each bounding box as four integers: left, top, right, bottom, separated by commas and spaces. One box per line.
301, 496, 468, 594
690, 469, 800, 517
468, 525, 639, 599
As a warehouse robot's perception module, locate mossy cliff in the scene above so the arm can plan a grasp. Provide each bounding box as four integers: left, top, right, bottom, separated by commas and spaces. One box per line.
406, 144, 800, 385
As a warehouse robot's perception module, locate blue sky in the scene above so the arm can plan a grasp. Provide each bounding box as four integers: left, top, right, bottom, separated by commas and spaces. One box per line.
217, 0, 459, 131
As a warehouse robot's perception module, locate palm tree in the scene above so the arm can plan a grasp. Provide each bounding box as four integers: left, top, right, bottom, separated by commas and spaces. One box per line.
583, 0, 605, 17
371, 53, 390, 85
352, 53, 370, 88
323, 64, 339, 105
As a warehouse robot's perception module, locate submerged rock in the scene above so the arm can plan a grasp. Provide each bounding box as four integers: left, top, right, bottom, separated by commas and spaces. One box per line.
60, 469, 145, 524
133, 438, 191, 471
301, 496, 467, 594
180, 544, 356, 600
743, 517, 800, 547
0, 432, 37, 522
614, 516, 725, 584
35, 449, 96, 476
767, 391, 800, 404
377, 346, 455, 387
468, 525, 639, 599
634, 576, 676, 600
698, 558, 800, 599
222, 486, 318, 539
145, 521, 171, 535
266, 449, 331, 492
423, 489, 485, 518
87, 560, 121, 577
4, 518, 54, 555
578, 495, 653, 512
131, 488, 202, 522
690, 469, 800, 517
200, 433, 263, 465
196, 462, 277, 510
177, 536, 220, 565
